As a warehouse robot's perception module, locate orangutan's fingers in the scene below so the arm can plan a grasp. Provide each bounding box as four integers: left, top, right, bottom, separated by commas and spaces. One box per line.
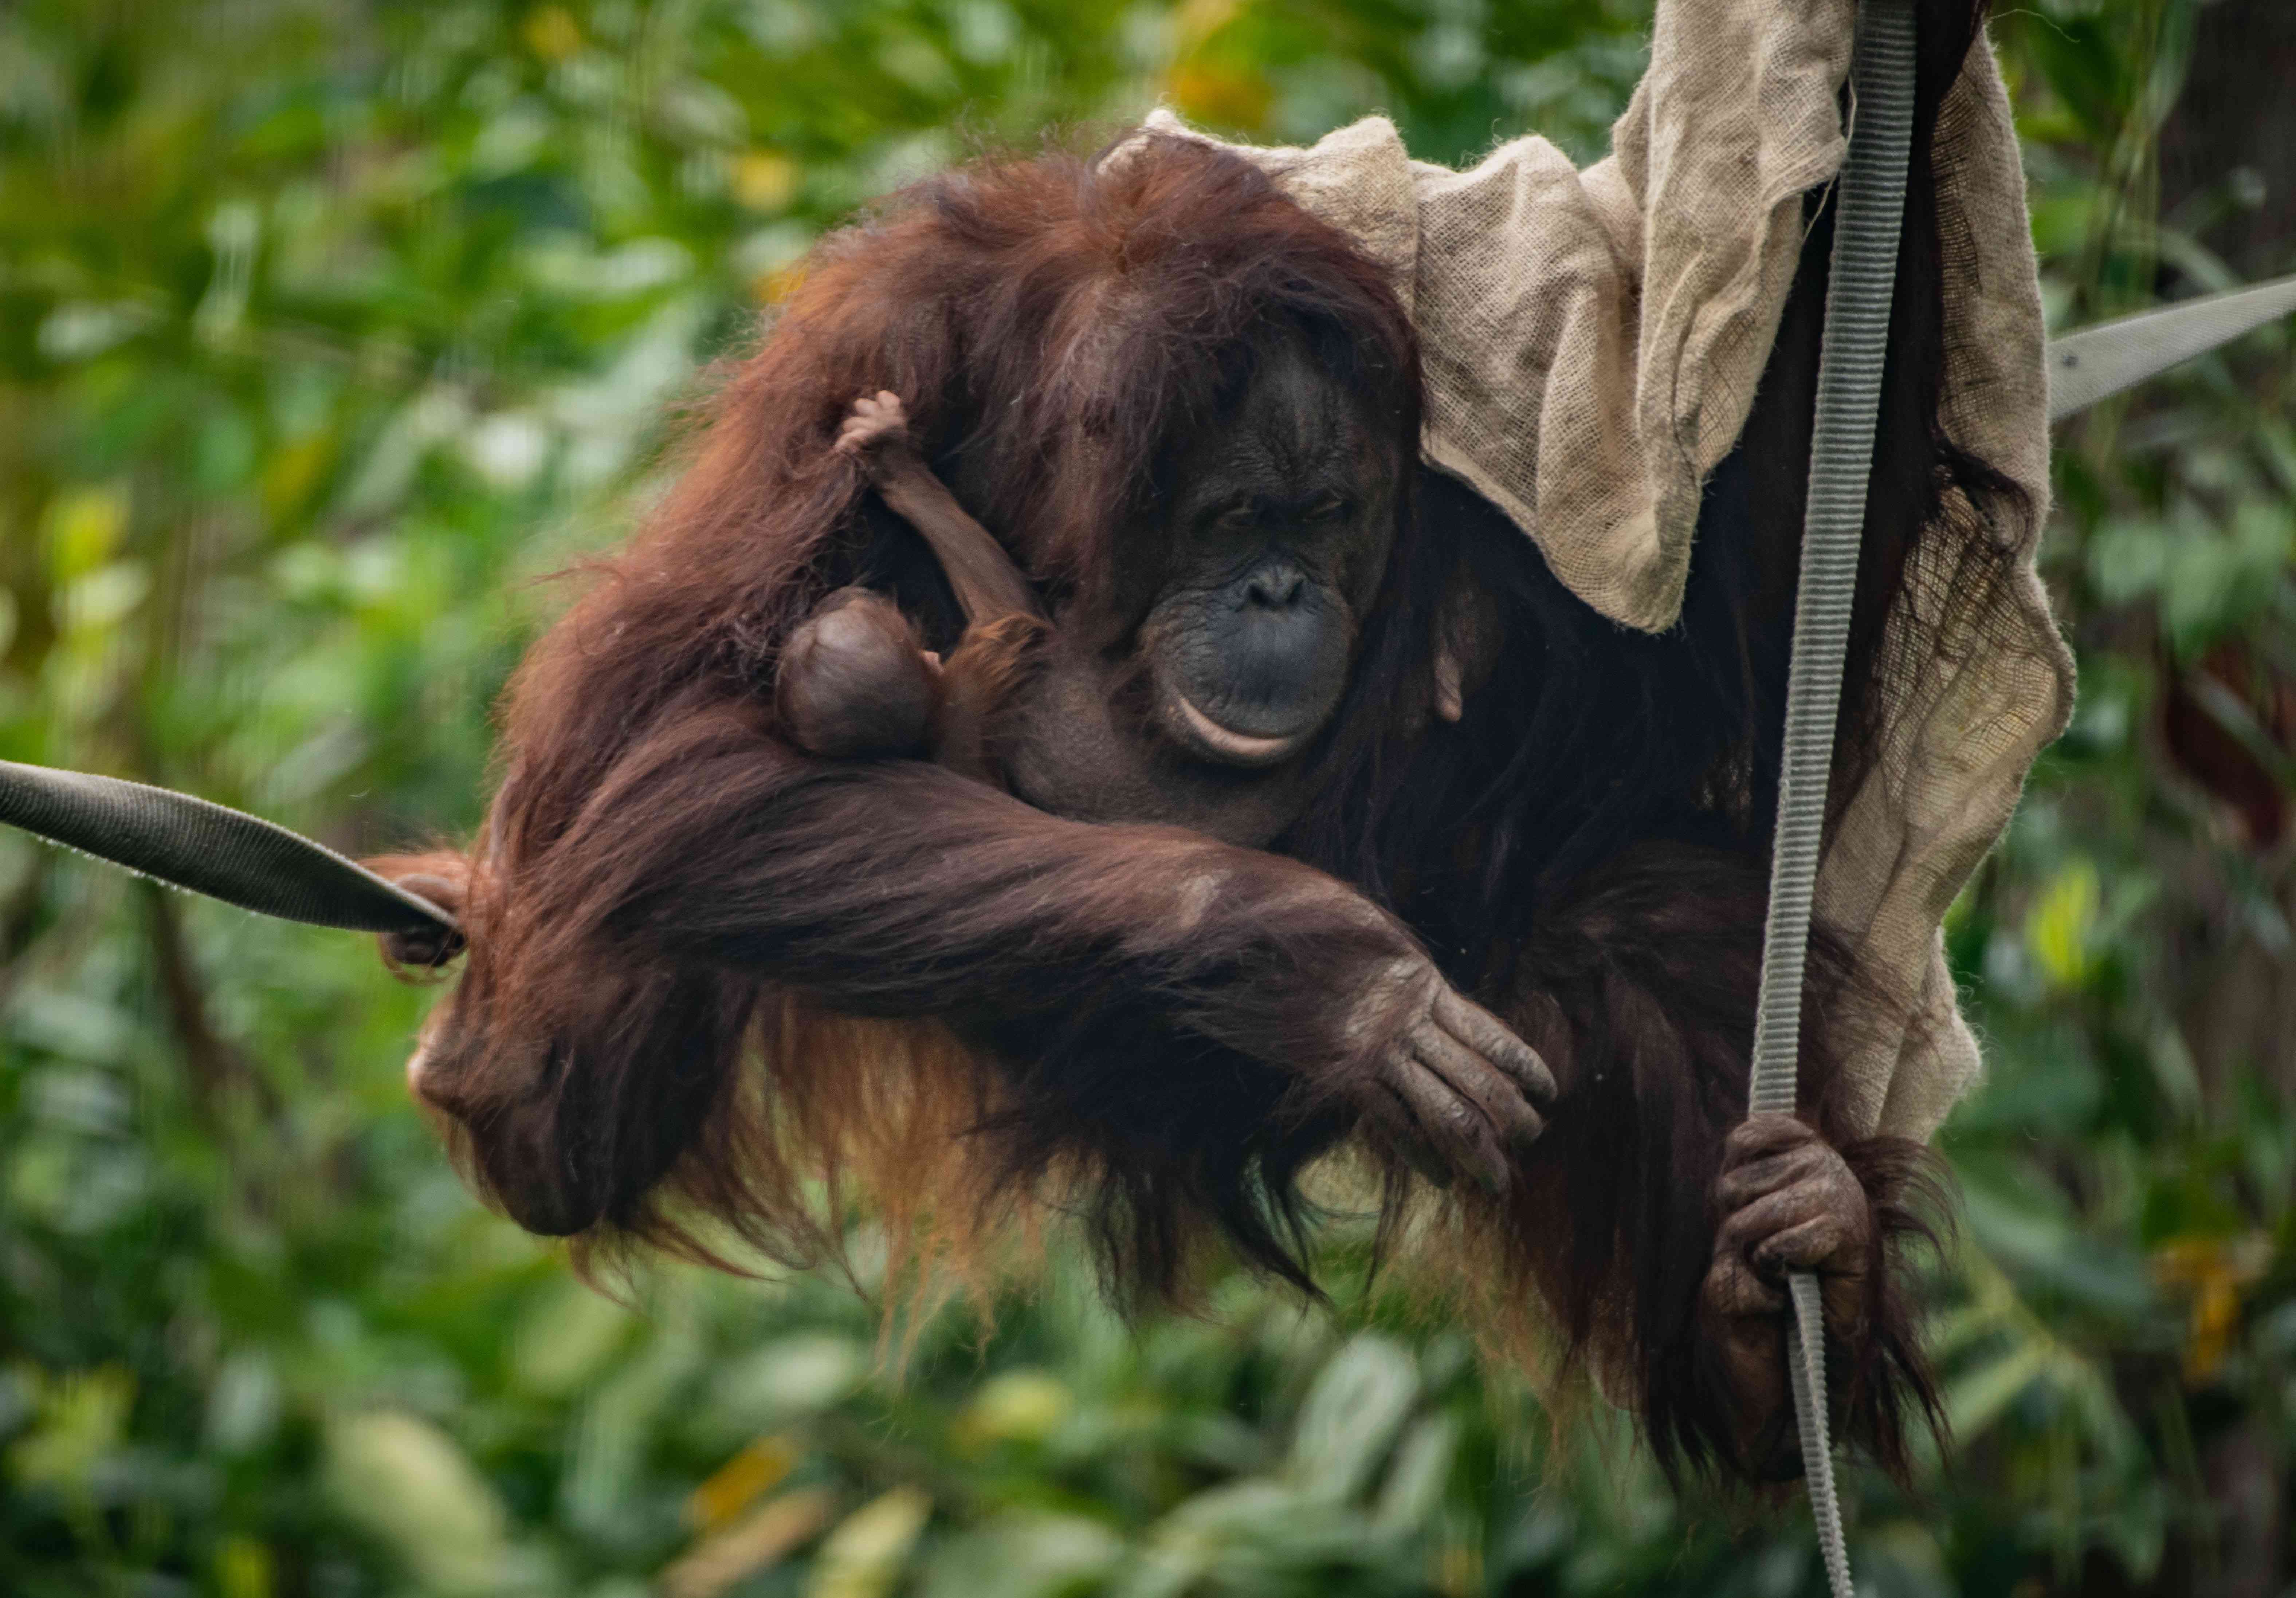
380, 926, 463, 968
1704, 1252, 1787, 1319
1753, 1212, 1863, 1278
1713, 1144, 1833, 1211
836, 392, 914, 458
1723, 1112, 1818, 1168
1716, 1184, 1836, 1273
1414, 1023, 1543, 1152
378, 870, 468, 969
1381, 1048, 1508, 1196
1432, 988, 1554, 1109
1366, 1082, 1453, 1190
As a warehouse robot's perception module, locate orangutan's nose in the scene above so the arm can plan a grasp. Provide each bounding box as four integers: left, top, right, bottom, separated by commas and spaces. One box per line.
1245, 563, 1306, 610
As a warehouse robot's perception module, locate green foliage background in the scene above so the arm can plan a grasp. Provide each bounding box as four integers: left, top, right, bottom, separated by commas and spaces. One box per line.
3, 1, 2292, 1594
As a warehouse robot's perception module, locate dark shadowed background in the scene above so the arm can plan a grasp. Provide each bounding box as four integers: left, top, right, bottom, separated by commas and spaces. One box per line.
2, 1, 2292, 1594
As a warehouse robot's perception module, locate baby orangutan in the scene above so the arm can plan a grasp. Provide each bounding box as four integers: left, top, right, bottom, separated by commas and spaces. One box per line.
774, 392, 1047, 781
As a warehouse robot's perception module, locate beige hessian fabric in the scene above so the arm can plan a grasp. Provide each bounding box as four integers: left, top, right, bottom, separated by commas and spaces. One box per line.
1137, 0, 2075, 1143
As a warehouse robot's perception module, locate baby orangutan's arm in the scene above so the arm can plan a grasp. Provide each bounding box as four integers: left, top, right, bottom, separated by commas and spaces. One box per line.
834, 391, 1043, 627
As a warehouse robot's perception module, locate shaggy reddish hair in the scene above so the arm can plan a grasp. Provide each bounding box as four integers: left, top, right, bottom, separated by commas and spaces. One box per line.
377, 0, 2006, 1479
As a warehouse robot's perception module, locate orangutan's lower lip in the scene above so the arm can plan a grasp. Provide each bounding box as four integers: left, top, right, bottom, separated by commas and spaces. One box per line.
1168, 694, 1312, 767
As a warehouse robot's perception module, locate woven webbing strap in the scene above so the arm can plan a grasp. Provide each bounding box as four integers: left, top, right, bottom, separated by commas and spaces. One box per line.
0, 759, 451, 936
1746, 0, 1918, 1590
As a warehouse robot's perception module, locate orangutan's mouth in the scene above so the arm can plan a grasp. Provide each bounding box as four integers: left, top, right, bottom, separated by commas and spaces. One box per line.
1163, 692, 1316, 768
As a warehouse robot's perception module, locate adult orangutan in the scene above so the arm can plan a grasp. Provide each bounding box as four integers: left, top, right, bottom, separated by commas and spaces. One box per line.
372, 0, 2008, 1482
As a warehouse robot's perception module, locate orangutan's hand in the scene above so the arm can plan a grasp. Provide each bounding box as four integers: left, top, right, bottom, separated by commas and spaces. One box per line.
1700, 1113, 1873, 1464
1349, 957, 1554, 1195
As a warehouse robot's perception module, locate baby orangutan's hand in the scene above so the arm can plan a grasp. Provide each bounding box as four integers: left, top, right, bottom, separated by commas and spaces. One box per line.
831, 390, 1043, 631
834, 390, 925, 480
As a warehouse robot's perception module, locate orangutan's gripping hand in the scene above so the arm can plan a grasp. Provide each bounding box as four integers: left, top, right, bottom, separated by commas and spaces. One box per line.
1700, 1113, 1875, 1468
1345, 953, 1554, 1194
372, 857, 471, 972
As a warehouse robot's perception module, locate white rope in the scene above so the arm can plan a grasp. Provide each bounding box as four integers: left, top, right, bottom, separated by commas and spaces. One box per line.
1746, 1, 1917, 1591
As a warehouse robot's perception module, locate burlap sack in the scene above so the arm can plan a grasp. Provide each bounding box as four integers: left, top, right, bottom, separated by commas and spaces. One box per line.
1139, 0, 2075, 1142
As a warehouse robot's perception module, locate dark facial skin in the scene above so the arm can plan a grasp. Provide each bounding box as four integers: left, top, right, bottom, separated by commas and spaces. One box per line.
1142, 338, 1396, 764
1002, 336, 1401, 845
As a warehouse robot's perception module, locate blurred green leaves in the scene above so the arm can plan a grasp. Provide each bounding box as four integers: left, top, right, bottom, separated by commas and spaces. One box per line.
324, 1409, 522, 1595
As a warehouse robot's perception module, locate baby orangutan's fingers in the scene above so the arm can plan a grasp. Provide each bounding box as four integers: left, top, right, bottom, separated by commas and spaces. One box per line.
835, 391, 912, 457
